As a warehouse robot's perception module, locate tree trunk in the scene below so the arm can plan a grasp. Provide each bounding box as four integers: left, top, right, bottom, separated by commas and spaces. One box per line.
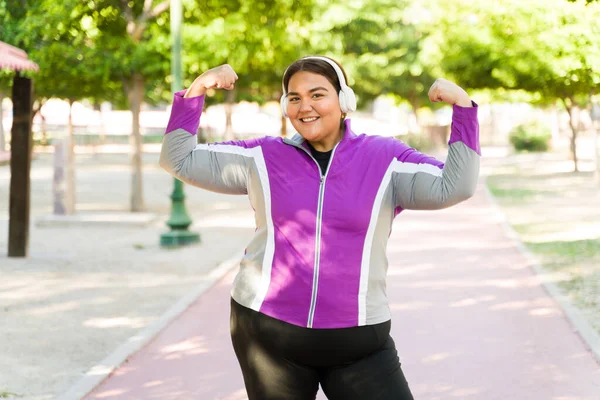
549, 106, 560, 149
0, 90, 5, 152
223, 88, 236, 141
31, 98, 45, 123
589, 98, 600, 187
408, 97, 421, 135
280, 91, 288, 137
8, 73, 33, 258
563, 99, 579, 172
595, 121, 600, 186
128, 73, 145, 212
280, 114, 287, 137
41, 114, 48, 145
97, 101, 107, 145
64, 99, 76, 214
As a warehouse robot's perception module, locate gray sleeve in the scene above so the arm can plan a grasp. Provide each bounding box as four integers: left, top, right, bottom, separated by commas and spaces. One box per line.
159, 129, 253, 195
392, 142, 480, 210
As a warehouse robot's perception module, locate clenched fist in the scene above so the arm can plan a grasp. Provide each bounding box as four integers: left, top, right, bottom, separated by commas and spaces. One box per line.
184, 64, 239, 98
428, 78, 472, 108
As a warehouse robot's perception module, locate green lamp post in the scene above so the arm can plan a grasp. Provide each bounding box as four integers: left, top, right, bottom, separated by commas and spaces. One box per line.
160, 0, 200, 247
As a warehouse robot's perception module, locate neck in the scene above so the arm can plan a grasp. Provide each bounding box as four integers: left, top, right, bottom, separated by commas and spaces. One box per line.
307, 121, 345, 152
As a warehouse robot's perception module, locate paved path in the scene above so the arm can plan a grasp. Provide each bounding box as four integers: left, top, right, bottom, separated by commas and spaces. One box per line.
0, 152, 255, 399
84, 183, 600, 400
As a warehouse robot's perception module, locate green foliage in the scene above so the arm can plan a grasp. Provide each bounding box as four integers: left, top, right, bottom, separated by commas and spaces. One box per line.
508, 121, 551, 152
71, 0, 172, 106
425, 0, 600, 105
0, 70, 13, 95
309, 0, 437, 111
181, 0, 317, 106
3, 0, 600, 117
396, 134, 432, 152
0, 0, 124, 106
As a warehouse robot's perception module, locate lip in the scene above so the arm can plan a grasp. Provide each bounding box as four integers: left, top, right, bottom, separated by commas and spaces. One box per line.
299, 117, 320, 124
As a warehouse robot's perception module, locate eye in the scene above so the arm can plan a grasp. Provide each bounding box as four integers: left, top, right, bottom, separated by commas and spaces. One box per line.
313, 93, 324, 98
289, 96, 300, 102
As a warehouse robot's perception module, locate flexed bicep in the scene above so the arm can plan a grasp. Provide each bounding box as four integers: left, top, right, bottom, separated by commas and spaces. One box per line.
392, 143, 479, 210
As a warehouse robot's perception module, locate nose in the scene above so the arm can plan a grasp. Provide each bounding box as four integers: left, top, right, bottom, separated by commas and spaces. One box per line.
298, 99, 313, 113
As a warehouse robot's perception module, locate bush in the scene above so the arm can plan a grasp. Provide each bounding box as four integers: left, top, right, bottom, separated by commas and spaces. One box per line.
509, 121, 551, 152
397, 133, 432, 153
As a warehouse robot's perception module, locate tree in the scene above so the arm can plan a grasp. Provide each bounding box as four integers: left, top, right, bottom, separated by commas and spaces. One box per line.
426, 0, 600, 171
297, 0, 442, 133
180, 0, 316, 139
26, 1, 117, 213
72, 0, 172, 212
1, 0, 121, 214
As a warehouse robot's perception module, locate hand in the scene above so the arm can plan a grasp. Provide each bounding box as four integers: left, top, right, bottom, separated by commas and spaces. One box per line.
428, 78, 472, 107
184, 64, 239, 98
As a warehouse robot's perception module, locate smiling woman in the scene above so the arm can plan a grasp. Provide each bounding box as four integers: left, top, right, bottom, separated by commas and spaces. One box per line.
160, 55, 480, 400
281, 57, 356, 152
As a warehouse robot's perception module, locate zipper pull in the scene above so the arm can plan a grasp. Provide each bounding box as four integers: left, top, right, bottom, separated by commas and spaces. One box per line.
320, 175, 324, 183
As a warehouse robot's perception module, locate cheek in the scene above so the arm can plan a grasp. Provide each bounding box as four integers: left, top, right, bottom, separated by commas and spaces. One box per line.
286, 103, 300, 118
317, 100, 341, 118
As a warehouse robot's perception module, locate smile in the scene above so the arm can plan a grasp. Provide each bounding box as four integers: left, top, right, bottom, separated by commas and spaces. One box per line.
300, 117, 319, 123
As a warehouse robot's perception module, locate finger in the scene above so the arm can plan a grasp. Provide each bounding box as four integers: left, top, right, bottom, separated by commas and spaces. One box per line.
224, 83, 235, 90
428, 87, 438, 102
428, 83, 437, 102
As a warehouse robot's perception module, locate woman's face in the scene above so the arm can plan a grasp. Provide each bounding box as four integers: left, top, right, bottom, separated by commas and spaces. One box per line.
286, 71, 342, 151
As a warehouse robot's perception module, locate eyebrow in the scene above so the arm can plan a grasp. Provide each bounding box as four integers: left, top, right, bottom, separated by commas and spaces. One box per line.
287, 87, 329, 97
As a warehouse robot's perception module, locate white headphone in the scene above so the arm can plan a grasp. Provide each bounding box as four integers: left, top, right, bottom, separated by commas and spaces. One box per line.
280, 56, 357, 118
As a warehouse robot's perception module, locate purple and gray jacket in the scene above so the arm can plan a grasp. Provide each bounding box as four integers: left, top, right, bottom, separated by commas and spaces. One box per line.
160, 91, 481, 329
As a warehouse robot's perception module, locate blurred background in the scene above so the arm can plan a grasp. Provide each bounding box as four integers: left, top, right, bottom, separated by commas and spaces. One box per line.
2, 1, 600, 399
1, 0, 599, 326
1, 0, 598, 159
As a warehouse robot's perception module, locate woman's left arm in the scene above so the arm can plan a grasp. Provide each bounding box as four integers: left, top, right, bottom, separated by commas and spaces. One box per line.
392, 79, 480, 210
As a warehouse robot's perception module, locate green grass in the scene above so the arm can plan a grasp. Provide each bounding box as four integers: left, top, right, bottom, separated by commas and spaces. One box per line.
486, 177, 559, 204
486, 168, 600, 332
0, 391, 23, 398
488, 186, 542, 200
525, 238, 600, 261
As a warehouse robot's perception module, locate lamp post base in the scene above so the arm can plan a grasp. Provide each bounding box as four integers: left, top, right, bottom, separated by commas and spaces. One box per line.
160, 230, 200, 248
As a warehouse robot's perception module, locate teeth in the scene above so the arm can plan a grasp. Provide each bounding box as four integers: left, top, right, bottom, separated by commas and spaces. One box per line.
301, 117, 318, 122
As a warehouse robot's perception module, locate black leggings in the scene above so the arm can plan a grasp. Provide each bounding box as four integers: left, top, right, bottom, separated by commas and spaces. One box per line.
230, 298, 414, 400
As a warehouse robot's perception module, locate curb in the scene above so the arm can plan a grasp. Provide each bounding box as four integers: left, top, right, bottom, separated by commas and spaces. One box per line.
56, 252, 243, 400
35, 212, 158, 228
482, 178, 600, 364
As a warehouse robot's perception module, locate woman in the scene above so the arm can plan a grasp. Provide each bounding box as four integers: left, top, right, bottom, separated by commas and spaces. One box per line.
160, 56, 480, 400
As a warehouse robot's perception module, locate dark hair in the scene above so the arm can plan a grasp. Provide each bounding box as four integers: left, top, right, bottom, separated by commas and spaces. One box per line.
282, 56, 349, 94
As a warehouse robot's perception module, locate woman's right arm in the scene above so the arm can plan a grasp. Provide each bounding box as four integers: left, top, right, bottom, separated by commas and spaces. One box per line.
159, 65, 257, 195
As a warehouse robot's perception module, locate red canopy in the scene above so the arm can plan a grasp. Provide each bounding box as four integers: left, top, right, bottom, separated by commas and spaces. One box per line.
0, 41, 39, 71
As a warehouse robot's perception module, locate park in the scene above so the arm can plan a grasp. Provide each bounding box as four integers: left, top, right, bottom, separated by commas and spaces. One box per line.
1, 0, 600, 399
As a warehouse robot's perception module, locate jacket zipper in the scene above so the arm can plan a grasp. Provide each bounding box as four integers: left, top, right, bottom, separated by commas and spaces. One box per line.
296, 143, 340, 328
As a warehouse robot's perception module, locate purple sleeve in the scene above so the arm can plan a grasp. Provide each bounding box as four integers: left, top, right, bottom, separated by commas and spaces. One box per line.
395, 142, 445, 169
165, 90, 205, 136
448, 101, 480, 156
